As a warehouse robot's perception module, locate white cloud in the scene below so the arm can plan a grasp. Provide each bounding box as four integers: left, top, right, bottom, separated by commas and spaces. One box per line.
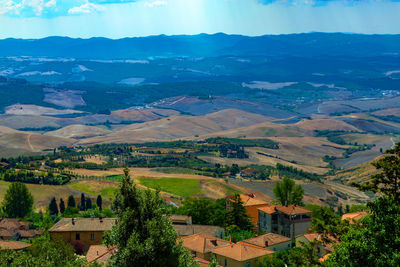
45, 0, 56, 8
144, 0, 167, 8
68, 2, 105, 14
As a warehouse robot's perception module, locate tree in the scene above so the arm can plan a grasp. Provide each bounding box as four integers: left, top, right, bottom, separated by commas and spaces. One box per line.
226, 194, 253, 231
80, 193, 86, 211
49, 197, 59, 216
59, 198, 65, 214
67, 195, 76, 208
325, 197, 400, 266
355, 142, 400, 202
104, 167, 195, 267
97, 195, 103, 211
86, 198, 92, 210
273, 177, 304, 206
2, 182, 33, 218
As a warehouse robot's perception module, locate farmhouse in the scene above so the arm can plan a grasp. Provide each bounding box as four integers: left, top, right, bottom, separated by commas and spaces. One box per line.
241, 233, 292, 251
180, 233, 230, 261
0, 218, 43, 240
257, 205, 312, 238
48, 217, 117, 252
212, 242, 274, 267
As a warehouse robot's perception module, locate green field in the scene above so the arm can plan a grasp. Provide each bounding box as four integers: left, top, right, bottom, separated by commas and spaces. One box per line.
138, 177, 202, 197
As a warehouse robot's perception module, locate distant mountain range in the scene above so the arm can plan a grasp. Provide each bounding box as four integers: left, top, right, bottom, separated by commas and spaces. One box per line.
1, 32, 400, 59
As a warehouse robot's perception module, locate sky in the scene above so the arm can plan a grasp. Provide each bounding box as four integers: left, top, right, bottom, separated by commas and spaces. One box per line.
0, 0, 400, 38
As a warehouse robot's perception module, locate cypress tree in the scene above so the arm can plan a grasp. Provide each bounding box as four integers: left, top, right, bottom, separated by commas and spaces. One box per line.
86, 198, 92, 210
59, 198, 65, 214
67, 195, 76, 208
96, 195, 103, 211
49, 197, 59, 216
80, 193, 86, 211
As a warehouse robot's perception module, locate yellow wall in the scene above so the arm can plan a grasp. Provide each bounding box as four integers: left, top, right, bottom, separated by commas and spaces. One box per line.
50, 231, 105, 252
215, 254, 267, 267
245, 204, 268, 228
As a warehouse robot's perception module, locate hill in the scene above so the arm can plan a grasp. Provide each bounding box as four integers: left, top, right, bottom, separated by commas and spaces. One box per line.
46, 125, 111, 139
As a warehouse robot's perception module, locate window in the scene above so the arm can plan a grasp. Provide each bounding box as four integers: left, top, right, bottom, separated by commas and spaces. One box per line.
75, 233, 80, 240
90, 233, 95, 241
246, 262, 251, 267
224, 258, 227, 267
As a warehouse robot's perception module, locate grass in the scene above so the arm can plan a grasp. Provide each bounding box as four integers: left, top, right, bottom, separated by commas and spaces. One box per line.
138, 177, 202, 197
69, 182, 97, 196
100, 187, 118, 199
69, 181, 119, 199
153, 167, 199, 175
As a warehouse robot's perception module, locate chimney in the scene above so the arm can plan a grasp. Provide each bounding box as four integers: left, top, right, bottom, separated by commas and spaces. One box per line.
72, 218, 75, 225
265, 241, 269, 247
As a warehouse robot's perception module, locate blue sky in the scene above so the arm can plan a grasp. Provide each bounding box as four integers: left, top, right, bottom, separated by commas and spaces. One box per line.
0, 0, 399, 38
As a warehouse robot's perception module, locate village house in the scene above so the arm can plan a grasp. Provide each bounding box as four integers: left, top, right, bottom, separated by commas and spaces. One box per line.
0, 218, 43, 241
241, 233, 292, 251
212, 241, 274, 267
240, 168, 259, 179
48, 217, 117, 252
227, 193, 271, 228
296, 232, 338, 259
195, 257, 222, 267
257, 205, 312, 238
170, 215, 192, 225
180, 233, 231, 261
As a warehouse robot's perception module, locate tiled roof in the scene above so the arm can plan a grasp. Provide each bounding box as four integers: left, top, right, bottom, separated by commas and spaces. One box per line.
319, 253, 331, 262
0, 218, 28, 230
342, 211, 368, 223
86, 245, 115, 264
0, 229, 14, 238
49, 218, 117, 232
174, 224, 223, 237
170, 215, 191, 224
239, 194, 268, 206
258, 205, 311, 215
302, 233, 338, 252
180, 234, 230, 254
195, 257, 222, 267
0, 241, 31, 250
212, 242, 274, 262
242, 233, 291, 247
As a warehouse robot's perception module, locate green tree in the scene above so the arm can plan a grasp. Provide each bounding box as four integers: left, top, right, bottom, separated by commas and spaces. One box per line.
354, 142, 400, 202
226, 194, 253, 231
80, 193, 86, 211
49, 197, 59, 216
324, 197, 400, 266
208, 255, 218, 267
104, 167, 196, 267
273, 177, 304, 206
86, 198, 92, 210
97, 195, 103, 211
2, 182, 33, 218
59, 198, 65, 214
67, 195, 76, 208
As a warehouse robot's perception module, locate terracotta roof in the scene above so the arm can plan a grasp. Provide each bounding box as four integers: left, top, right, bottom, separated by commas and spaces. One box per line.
342, 211, 368, 223
174, 224, 223, 237
195, 257, 222, 267
0, 219, 28, 230
0, 241, 31, 250
0, 229, 14, 238
49, 218, 117, 232
302, 233, 338, 252
257, 206, 277, 214
242, 233, 291, 248
86, 245, 115, 264
319, 253, 331, 262
180, 234, 230, 254
212, 242, 274, 262
239, 194, 268, 206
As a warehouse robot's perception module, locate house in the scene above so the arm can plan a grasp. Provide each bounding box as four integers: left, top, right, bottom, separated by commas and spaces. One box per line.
212, 242, 274, 267
174, 224, 225, 239
170, 215, 192, 225
48, 217, 117, 252
240, 168, 259, 178
86, 245, 115, 265
195, 257, 222, 267
227, 193, 270, 227
341, 211, 368, 224
180, 234, 230, 261
257, 205, 312, 238
296, 233, 338, 258
0, 218, 43, 241
0, 240, 31, 251
242, 233, 292, 251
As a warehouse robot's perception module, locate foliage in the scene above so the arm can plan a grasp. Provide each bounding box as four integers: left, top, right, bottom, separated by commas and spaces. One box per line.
276, 163, 321, 182
59, 198, 65, 214
226, 194, 253, 231
49, 197, 59, 216
2, 169, 72, 185
67, 195, 76, 208
86, 198, 92, 210
324, 197, 400, 266
104, 167, 196, 267
0, 234, 86, 267
260, 245, 320, 267
305, 204, 347, 239
224, 227, 255, 243
273, 177, 304, 206
206, 137, 279, 149
2, 182, 33, 218
354, 142, 400, 202
172, 197, 226, 226
97, 195, 103, 210
80, 193, 86, 211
